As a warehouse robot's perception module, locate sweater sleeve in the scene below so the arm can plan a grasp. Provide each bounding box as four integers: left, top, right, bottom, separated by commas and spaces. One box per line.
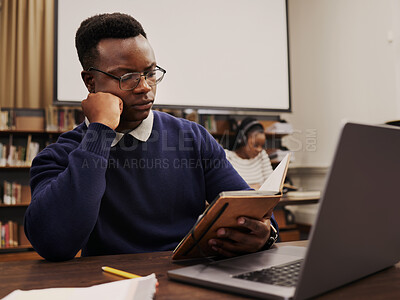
24, 123, 116, 261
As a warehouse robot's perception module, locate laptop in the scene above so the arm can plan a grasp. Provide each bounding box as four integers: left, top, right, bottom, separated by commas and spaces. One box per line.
168, 122, 400, 299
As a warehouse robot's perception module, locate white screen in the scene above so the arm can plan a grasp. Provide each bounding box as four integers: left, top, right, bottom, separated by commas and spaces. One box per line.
56, 0, 290, 111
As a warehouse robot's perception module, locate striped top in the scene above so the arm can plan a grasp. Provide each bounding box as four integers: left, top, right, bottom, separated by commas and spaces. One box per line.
225, 149, 273, 187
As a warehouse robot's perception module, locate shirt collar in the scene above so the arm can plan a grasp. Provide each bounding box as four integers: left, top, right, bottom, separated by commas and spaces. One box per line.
84, 110, 154, 147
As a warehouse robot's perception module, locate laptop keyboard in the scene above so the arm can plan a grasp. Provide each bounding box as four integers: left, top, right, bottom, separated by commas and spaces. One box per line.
233, 259, 303, 287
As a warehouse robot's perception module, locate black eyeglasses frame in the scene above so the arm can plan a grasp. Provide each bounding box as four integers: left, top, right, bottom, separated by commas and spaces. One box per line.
87, 66, 166, 91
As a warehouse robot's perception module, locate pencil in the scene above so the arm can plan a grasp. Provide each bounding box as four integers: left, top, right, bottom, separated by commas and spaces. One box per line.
102, 266, 141, 279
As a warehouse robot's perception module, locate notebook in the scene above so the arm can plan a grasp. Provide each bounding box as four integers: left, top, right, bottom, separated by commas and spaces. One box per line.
168, 122, 400, 299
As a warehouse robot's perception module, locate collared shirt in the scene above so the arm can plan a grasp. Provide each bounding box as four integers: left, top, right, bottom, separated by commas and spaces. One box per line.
84, 110, 154, 146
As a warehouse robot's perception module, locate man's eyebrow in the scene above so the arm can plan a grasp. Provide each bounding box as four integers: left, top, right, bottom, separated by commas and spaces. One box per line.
144, 63, 157, 70
109, 63, 157, 74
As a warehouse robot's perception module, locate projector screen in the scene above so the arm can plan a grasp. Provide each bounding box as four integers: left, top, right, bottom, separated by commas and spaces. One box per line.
55, 0, 290, 112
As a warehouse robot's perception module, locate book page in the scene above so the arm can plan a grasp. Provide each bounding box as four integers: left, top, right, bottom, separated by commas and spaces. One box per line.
2, 274, 157, 300
259, 153, 290, 192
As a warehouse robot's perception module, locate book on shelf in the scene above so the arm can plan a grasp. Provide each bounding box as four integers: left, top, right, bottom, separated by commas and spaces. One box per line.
0, 111, 9, 130
0, 135, 39, 167
1, 181, 30, 205
0, 109, 16, 130
1, 107, 84, 132
3, 181, 12, 204
203, 115, 217, 133
45, 105, 84, 132
0, 221, 20, 248
0, 143, 7, 166
25, 134, 40, 166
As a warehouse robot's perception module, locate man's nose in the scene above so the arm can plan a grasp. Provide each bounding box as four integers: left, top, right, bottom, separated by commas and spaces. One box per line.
133, 76, 152, 93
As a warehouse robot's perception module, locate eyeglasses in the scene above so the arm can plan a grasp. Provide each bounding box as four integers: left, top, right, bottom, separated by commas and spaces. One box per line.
87, 66, 166, 91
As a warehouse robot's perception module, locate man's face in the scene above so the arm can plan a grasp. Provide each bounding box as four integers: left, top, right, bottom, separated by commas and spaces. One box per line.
91, 35, 157, 127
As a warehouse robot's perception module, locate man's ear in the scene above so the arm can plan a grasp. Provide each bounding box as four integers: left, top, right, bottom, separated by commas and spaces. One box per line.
81, 71, 95, 93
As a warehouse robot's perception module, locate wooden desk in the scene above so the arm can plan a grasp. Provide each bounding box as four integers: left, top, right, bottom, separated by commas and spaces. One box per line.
0, 241, 399, 299
276, 195, 319, 208
274, 196, 320, 242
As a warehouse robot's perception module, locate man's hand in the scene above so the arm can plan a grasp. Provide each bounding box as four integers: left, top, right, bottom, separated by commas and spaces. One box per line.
81, 92, 123, 130
208, 214, 273, 258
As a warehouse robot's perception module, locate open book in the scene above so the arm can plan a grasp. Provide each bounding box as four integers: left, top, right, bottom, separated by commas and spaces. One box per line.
172, 154, 291, 260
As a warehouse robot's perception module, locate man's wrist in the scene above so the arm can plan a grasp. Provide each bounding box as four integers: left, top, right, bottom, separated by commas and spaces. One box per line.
262, 224, 278, 250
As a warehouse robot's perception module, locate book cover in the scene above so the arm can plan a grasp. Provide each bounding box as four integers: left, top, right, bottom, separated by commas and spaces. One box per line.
172, 154, 290, 260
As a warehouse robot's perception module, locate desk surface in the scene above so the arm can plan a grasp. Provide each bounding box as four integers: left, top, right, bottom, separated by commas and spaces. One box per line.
277, 195, 319, 207
0, 241, 399, 299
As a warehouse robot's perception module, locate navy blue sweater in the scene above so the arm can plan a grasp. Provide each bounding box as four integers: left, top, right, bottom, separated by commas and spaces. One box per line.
25, 111, 277, 261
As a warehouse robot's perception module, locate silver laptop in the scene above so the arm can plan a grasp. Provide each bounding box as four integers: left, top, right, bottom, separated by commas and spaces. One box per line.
168, 122, 400, 299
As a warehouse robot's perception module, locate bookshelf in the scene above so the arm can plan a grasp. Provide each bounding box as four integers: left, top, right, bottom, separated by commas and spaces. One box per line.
0, 107, 83, 252
0, 129, 63, 251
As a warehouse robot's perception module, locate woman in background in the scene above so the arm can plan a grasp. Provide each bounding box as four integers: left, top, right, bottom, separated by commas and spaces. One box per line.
225, 118, 273, 190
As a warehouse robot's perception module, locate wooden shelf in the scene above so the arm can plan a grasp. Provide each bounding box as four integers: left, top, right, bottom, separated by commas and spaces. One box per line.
0, 108, 82, 255
0, 245, 33, 253
0, 130, 63, 135
277, 198, 319, 207
0, 166, 31, 170
0, 204, 29, 208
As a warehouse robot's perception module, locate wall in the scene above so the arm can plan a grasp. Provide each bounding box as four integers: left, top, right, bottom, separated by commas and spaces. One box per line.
56, 0, 290, 111
282, 0, 400, 168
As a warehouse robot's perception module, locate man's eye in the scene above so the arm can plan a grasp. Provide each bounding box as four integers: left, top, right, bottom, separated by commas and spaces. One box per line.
121, 74, 139, 82
147, 71, 156, 78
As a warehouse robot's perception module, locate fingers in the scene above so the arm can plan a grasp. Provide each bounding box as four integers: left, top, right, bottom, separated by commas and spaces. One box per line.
118, 98, 123, 114
238, 217, 270, 235
208, 239, 238, 258
82, 92, 122, 130
208, 217, 271, 256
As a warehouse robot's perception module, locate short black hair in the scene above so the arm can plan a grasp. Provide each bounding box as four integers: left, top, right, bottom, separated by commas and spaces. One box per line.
233, 117, 264, 150
75, 12, 147, 70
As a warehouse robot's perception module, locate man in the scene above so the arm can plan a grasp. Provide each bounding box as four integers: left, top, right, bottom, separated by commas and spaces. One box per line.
25, 13, 278, 261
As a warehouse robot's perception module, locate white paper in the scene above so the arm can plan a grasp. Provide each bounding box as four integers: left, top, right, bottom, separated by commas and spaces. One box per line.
259, 153, 290, 192
2, 274, 157, 300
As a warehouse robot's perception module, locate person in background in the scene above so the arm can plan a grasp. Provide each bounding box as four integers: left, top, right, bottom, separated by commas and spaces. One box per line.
24, 13, 278, 261
225, 118, 273, 190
